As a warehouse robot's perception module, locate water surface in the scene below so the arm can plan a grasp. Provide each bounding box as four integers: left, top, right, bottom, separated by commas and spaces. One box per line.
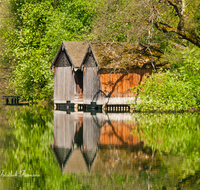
0, 105, 199, 189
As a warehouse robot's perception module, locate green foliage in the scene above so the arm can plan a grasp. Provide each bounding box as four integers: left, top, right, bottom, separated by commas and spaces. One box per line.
132, 112, 200, 179
132, 47, 200, 111
1, 0, 98, 101
93, 0, 153, 43
194, 12, 200, 35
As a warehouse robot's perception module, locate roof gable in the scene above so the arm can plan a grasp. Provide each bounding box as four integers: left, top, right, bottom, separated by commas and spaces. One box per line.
51, 41, 168, 69
82, 48, 98, 67
82, 149, 98, 172
51, 41, 89, 69
50, 146, 72, 171
54, 51, 71, 67
63, 41, 89, 68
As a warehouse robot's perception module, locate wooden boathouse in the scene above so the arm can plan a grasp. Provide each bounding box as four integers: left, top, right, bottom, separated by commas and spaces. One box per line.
50, 41, 166, 107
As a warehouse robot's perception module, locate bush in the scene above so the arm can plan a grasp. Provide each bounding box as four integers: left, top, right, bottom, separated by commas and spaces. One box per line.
132, 47, 200, 111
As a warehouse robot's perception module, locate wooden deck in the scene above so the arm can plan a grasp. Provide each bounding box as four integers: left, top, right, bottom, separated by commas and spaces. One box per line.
2, 96, 20, 105
55, 102, 130, 113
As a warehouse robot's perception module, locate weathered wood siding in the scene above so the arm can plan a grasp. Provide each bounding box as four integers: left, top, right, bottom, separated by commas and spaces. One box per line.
97, 68, 152, 104
54, 67, 74, 103
100, 68, 152, 97
83, 67, 101, 104
54, 111, 76, 148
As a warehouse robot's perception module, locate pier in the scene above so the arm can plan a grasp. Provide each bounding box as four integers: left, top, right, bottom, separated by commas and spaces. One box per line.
2, 96, 20, 105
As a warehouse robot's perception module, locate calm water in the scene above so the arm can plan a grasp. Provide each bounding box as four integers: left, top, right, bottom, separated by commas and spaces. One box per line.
0, 105, 200, 190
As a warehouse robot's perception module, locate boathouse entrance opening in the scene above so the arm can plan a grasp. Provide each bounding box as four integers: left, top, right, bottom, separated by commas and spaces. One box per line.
74, 69, 83, 103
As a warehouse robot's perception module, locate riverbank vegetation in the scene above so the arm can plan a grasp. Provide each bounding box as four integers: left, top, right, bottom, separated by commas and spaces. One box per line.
0, 0, 199, 110
132, 47, 200, 111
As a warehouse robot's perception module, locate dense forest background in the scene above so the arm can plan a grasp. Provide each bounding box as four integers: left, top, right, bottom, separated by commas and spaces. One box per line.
0, 0, 199, 110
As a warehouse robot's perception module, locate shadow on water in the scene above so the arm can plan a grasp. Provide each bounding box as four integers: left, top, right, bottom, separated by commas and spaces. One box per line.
0, 105, 200, 189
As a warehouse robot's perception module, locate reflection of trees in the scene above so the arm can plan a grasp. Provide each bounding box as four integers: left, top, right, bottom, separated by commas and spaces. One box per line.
133, 112, 200, 187
3, 105, 64, 189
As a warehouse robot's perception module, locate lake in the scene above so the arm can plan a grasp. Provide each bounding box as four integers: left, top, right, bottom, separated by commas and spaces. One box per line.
0, 105, 200, 189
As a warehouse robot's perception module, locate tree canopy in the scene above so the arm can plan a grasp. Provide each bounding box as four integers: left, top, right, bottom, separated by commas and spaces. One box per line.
0, 0, 199, 101
0, 0, 99, 100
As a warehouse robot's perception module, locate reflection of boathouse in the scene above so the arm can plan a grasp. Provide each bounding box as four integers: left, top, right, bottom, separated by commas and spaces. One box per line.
51, 111, 153, 174
50, 41, 165, 106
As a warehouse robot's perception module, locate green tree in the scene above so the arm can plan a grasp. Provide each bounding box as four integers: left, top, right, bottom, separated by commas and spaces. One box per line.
1, 0, 98, 101
93, 0, 200, 48
132, 47, 200, 111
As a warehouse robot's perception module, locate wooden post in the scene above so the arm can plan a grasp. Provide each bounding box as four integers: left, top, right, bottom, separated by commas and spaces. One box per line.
14, 98, 17, 105
6, 98, 9, 105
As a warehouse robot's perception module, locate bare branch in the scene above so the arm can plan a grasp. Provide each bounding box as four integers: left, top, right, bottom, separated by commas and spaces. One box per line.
167, 0, 181, 17
166, 0, 185, 30
154, 21, 200, 47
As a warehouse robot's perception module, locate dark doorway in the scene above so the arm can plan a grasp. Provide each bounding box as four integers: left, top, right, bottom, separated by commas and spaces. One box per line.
74, 70, 83, 102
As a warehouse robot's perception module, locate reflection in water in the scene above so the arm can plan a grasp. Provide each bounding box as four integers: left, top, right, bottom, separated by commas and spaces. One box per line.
1, 105, 200, 189
51, 111, 155, 174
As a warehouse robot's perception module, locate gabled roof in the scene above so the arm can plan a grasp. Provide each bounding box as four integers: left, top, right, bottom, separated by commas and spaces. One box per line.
51, 41, 88, 69
89, 42, 167, 69
51, 41, 168, 69
82, 149, 98, 172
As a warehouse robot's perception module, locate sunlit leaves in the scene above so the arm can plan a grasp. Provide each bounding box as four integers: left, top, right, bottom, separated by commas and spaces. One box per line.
2, 0, 98, 101
132, 47, 200, 111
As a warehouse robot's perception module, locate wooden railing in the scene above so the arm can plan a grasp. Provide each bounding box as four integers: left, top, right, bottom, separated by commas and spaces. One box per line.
2, 96, 20, 105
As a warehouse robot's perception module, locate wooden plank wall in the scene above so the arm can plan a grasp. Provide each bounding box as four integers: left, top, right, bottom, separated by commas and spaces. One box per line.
83, 67, 101, 104
99, 68, 152, 98
54, 67, 74, 103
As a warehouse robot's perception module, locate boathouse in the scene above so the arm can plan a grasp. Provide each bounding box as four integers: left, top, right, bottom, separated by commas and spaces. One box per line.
51, 41, 166, 105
